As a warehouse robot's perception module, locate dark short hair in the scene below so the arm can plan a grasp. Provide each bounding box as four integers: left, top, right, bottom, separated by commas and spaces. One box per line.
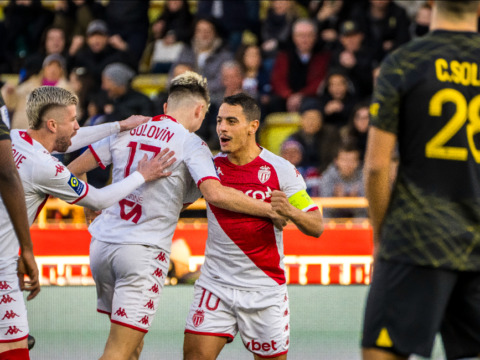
223, 93, 261, 122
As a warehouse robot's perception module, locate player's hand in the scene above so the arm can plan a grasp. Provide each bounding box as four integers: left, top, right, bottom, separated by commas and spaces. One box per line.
271, 190, 294, 219
137, 148, 176, 182
119, 115, 151, 132
18, 251, 40, 301
271, 212, 288, 230
84, 207, 102, 225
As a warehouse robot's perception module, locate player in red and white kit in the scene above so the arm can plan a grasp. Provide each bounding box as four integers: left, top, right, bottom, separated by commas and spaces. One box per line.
0, 86, 172, 360
183, 93, 323, 360
67, 72, 285, 360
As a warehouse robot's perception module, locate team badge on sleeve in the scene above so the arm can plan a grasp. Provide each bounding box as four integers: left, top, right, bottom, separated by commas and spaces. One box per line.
67, 173, 85, 195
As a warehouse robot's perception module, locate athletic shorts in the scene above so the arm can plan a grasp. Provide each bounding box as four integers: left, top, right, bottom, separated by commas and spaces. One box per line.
185, 281, 290, 358
0, 260, 29, 343
362, 259, 480, 359
90, 238, 169, 333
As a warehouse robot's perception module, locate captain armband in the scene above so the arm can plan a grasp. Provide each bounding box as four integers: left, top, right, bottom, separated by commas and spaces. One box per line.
288, 190, 316, 211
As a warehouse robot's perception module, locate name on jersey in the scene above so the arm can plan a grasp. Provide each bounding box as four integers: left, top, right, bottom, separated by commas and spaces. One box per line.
435, 58, 480, 86
11, 145, 26, 169
130, 124, 174, 143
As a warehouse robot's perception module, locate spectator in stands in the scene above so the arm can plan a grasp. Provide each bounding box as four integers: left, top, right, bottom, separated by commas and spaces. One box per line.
358, 0, 411, 63
319, 141, 367, 218
261, 0, 298, 72
104, 0, 150, 64
221, 61, 244, 98
280, 139, 321, 197
197, 0, 259, 52
3, 54, 74, 129
100, 62, 154, 124
236, 44, 272, 104
3, 0, 54, 73
140, 0, 192, 73
22, 26, 68, 83
410, 2, 432, 39
269, 19, 330, 113
330, 20, 373, 99
287, 98, 340, 173
70, 19, 136, 87
69, 66, 97, 125
340, 100, 370, 161
318, 69, 357, 128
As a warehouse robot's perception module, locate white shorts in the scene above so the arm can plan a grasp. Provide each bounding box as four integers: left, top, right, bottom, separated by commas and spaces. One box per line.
90, 238, 170, 333
0, 261, 29, 343
185, 282, 290, 358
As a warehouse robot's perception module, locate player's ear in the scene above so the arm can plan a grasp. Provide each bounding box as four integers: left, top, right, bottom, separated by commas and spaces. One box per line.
248, 119, 259, 135
163, 102, 168, 114
45, 118, 57, 133
193, 102, 203, 120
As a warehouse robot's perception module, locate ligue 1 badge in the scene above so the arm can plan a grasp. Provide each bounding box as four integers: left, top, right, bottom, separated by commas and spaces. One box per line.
258, 165, 271, 184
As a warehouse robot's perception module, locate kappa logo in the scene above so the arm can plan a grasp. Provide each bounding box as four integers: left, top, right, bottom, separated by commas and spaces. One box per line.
2, 310, 19, 320
284, 294, 288, 302
0, 281, 11, 290
55, 164, 65, 176
192, 309, 205, 327
155, 252, 167, 263
283, 309, 289, 317
152, 268, 163, 278
0, 295, 15, 304
286, 336, 290, 346
148, 284, 159, 293
139, 316, 150, 326
294, 168, 301, 177
114, 308, 128, 318
258, 165, 271, 184
5, 326, 22, 335
216, 166, 224, 176
284, 324, 289, 331
144, 300, 155, 310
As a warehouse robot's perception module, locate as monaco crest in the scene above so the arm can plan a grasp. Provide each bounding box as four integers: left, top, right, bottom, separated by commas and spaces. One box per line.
258, 165, 271, 184
193, 309, 205, 327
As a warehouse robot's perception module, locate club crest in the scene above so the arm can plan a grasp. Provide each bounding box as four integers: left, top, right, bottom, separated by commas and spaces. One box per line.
192, 309, 205, 327
258, 165, 271, 184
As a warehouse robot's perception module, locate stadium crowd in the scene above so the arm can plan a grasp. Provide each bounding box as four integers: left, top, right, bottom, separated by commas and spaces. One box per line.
0, 0, 431, 213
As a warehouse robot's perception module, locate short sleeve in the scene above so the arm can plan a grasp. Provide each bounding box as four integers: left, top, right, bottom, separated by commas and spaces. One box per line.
183, 133, 219, 187
183, 175, 202, 205
370, 52, 403, 135
33, 158, 89, 204
89, 135, 114, 170
279, 161, 318, 212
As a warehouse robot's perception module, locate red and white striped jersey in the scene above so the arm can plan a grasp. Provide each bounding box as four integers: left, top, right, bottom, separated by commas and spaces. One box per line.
197, 148, 319, 290
88, 115, 218, 251
0, 130, 89, 264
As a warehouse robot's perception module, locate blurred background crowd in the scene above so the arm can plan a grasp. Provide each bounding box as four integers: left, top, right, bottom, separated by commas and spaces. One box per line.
0, 0, 434, 216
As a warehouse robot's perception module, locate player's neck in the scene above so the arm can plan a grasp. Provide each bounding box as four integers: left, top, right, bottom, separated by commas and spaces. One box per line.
26, 129, 54, 152
227, 142, 261, 166
430, 11, 478, 32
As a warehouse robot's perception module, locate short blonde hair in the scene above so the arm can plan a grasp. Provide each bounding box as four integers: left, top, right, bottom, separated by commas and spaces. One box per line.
168, 71, 210, 109
26, 86, 78, 129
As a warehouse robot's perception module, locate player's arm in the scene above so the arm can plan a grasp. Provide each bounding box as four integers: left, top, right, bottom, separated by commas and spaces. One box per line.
0, 139, 39, 300
271, 190, 323, 237
67, 148, 176, 211
363, 126, 396, 248
58, 115, 151, 154
199, 179, 282, 221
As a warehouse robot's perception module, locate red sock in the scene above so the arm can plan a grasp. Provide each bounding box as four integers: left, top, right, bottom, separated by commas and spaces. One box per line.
0, 349, 30, 360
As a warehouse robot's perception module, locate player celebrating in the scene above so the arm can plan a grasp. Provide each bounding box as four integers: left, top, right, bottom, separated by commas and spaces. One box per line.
183, 93, 323, 360
67, 72, 284, 360
0, 86, 173, 360
362, 1, 480, 359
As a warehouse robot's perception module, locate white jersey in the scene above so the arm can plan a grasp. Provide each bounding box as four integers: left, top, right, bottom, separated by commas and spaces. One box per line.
0, 130, 89, 264
197, 148, 319, 290
88, 115, 218, 252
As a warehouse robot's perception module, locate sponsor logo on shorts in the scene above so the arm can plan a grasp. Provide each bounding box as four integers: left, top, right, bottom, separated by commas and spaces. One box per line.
192, 309, 204, 327
246, 339, 278, 352
2, 310, 19, 320
258, 165, 271, 184
139, 316, 150, 326
114, 308, 128, 318
152, 268, 163, 278
0, 295, 15, 304
67, 173, 85, 196
148, 284, 159, 293
155, 252, 167, 263
144, 300, 154, 310
4, 326, 22, 336
0, 281, 11, 290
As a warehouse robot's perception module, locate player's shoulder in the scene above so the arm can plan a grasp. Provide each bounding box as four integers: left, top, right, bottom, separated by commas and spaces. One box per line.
259, 147, 295, 170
